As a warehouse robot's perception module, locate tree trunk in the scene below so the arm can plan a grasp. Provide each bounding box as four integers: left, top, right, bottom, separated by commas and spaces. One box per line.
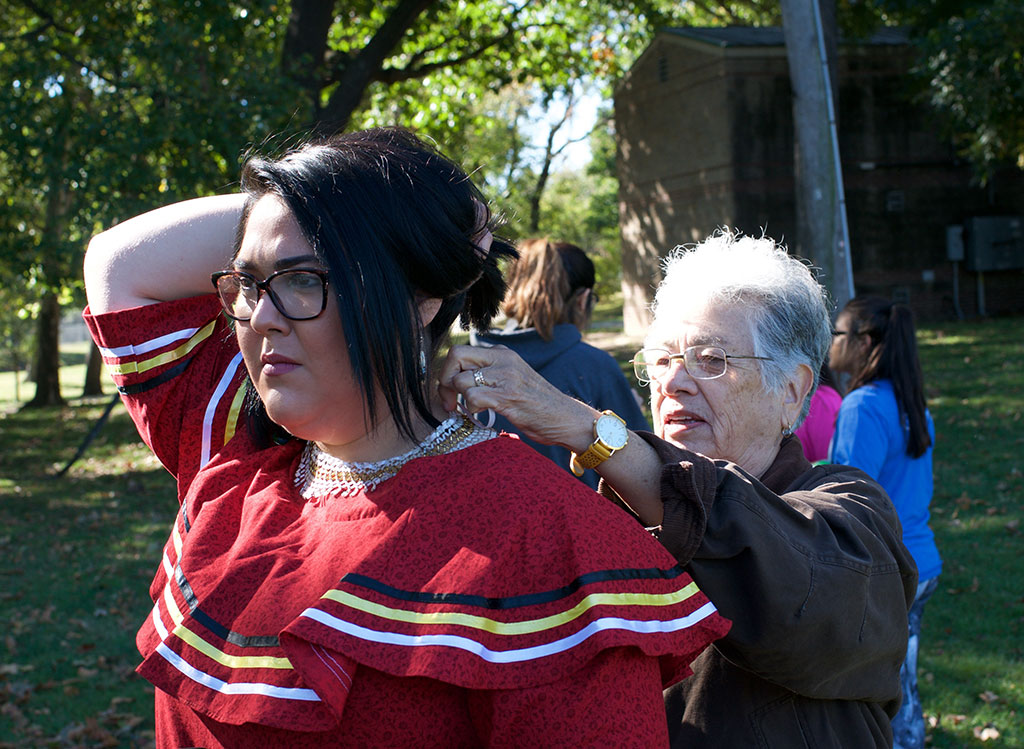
311, 0, 436, 133
780, 0, 852, 311
528, 130, 557, 233
24, 291, 64, 408
25, 102, 73, 409
282, 0, 337, 122
83, 340, 104, 396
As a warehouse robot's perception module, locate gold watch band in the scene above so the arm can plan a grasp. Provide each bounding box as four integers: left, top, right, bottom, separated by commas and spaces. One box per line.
571, 442, 614, 474
569, 410, 628, 476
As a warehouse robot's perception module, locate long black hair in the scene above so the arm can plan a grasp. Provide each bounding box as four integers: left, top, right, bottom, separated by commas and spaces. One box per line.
235, 127, 517, 444
841, 296, 932, 458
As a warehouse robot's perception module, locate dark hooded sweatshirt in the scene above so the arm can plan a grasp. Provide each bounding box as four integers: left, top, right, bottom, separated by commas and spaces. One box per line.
471, 324, 648, 489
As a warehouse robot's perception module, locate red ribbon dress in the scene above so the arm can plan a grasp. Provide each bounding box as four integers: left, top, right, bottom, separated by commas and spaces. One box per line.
84, 295, 730, 747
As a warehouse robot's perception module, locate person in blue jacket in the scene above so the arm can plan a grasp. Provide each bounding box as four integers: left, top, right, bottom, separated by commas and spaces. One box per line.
471, 238, 648, 489
829, 296, 942, 749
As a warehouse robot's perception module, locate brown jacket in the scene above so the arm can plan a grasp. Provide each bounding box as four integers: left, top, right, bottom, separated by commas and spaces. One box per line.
606, 435, 917, 748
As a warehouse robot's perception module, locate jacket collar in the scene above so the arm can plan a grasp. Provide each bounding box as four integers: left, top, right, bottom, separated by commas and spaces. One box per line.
757, 435, 812, 494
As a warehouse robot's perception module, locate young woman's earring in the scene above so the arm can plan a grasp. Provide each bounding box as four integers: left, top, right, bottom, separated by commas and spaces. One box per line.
416, 328, 428, 381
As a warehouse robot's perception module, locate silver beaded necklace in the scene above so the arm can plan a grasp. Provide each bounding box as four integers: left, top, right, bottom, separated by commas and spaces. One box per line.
295, 414, 495, 499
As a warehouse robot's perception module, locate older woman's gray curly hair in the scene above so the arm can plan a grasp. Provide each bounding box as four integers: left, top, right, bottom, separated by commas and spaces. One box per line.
646, 229, 833, 425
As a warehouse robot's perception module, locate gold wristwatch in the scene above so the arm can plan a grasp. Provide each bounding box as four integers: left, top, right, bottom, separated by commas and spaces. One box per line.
570, 410, 629, 476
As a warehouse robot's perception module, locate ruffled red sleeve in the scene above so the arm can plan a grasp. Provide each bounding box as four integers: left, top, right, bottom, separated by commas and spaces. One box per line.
83, 296, 248, 493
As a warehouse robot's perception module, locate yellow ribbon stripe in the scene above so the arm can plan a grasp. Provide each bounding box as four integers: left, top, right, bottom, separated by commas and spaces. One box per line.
163, 584, 184, 625
106, 320, 216, 376
222, 384, 246, 446
320, 582, 700, 636
162, 582, 293, 670
171, 519, 183, 559
171, 624, 293, 670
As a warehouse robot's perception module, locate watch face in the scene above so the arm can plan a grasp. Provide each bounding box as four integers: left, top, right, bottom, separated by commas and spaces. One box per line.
595, 414, 628, 449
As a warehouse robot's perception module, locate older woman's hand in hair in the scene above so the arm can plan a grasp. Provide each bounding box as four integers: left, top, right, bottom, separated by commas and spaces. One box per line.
438, 344, 597, 450
438, 343, 666, 524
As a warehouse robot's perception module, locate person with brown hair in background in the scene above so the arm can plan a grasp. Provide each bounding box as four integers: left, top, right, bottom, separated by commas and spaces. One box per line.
471, 238, 648, 489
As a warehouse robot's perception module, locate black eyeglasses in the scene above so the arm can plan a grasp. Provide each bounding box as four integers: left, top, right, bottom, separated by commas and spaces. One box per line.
211, 269, 329, 322
832, 329, 850, 337
630, 346, 773, 384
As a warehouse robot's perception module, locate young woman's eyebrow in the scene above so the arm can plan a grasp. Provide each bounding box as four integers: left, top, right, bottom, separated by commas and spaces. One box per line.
232, 254, 322, 272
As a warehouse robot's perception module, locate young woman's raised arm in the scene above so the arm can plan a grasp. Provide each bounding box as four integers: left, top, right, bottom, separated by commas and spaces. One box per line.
84, 194, 248, 314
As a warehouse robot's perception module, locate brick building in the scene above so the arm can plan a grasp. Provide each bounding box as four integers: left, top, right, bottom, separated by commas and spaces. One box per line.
614, 26, 1024, 333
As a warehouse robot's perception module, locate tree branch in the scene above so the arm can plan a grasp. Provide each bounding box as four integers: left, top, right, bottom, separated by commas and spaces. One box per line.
375, 13, 569, 84
375, 33, 509, 84
7, 0, 73, 34
687, 0, 736, 23
316, 0, 436, 132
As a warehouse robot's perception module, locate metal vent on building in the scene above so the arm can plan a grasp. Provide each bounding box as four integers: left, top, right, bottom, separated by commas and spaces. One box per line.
885, 190, 905, 213
657, 55, 668, 83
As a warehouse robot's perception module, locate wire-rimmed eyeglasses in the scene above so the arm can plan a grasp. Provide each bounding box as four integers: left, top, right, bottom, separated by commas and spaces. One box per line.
211, 269, 329, 322
630, 346, 773, 384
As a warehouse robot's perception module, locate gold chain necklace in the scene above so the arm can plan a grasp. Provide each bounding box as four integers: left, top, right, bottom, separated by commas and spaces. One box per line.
295, 414, 492, 499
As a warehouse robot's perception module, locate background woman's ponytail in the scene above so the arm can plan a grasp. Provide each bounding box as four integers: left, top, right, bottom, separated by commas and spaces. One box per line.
502, 239, 596, 341
845, 297, 932, 458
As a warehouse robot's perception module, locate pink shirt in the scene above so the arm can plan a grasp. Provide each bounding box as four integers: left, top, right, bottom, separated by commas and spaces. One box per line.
795, 384, 842, 463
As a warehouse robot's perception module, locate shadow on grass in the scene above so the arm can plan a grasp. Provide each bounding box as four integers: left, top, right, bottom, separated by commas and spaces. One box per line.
1, 401, 171, 747
915, 317, 1024, 747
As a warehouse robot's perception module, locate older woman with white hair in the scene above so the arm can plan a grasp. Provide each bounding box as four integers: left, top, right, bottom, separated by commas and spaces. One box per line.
440, 230, 918, 748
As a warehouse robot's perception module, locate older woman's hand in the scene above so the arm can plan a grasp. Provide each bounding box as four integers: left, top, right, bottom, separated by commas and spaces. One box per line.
440, 343, 666, 524
438, 344, 597, 452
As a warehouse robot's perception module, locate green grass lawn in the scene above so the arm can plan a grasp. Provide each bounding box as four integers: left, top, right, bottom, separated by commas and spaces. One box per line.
1, 316, 1022, 747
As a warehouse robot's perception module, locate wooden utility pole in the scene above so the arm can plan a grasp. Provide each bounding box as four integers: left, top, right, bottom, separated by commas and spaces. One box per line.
780, 0, 854, 311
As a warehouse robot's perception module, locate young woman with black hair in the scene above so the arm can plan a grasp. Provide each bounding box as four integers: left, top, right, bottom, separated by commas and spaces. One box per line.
471, 238, 648, 489
83, 127, 727, 746
829, 296, 942, 749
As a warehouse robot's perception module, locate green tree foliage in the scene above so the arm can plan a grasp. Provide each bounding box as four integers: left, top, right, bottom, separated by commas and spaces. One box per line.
2, 0, 783, 404
0, 1, 292, 404
290, 0, 678, 136
850, 0, 1024, 180
916, 0, 1024, 178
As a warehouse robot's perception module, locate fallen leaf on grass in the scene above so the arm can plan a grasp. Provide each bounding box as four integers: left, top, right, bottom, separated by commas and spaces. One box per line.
949, 714, 968, 726
973, 724, 1000, 741
946, 577, 981, 595
56, 718, 120, 748
1, 680, 35, 702
0, 702, 28, 729
979, 690, 1000, 704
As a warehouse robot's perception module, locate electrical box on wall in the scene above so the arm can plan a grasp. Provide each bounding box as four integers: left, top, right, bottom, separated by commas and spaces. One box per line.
964, 216, 1024, 272
946, 225, 964, 262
